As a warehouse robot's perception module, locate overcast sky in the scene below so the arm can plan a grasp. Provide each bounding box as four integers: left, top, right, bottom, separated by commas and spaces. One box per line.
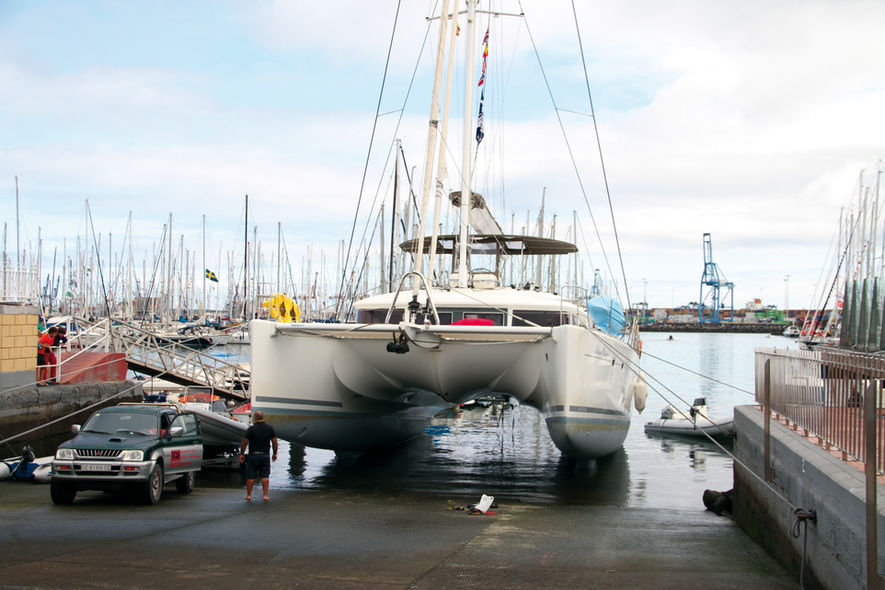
2, 0, 884, 311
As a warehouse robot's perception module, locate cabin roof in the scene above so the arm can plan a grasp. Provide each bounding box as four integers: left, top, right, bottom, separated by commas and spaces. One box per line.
398, 233, 578, 256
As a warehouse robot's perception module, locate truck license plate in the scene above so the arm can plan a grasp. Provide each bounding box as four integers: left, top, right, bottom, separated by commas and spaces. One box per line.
80, 464, 112, 472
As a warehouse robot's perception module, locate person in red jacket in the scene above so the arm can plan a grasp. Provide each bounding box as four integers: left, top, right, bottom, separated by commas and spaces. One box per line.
37, 326, 58, 385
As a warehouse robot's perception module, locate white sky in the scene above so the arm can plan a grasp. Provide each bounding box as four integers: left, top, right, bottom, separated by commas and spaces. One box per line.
1, 0, 884, 311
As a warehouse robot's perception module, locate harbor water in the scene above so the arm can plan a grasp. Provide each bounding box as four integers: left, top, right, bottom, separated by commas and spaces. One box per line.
206, 332, 799, 509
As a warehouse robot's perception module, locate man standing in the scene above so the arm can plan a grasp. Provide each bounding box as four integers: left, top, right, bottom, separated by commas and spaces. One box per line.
239, 410, 278, 502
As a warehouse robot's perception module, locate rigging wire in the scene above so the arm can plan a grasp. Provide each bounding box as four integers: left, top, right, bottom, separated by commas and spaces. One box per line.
336, 2, 438, 316
518, 3, 627, 314
570, 0, 633, 317
639, 347, 755, 397
87, 206, 112, 319
581, 326, 801, 516
336, 0, 405, 319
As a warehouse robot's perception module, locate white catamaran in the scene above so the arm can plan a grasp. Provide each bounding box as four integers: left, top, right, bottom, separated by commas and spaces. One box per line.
250, 1, 647, 459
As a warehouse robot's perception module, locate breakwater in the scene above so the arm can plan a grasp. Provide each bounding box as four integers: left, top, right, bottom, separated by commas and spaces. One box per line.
640, 322, 785, 335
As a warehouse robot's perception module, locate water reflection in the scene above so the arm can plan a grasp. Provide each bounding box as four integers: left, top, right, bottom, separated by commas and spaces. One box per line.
75, 334, 785, 509
289, 414, 631, 506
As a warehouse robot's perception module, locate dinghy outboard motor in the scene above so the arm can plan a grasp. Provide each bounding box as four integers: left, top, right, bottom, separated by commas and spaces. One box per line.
11, 445, 36, 480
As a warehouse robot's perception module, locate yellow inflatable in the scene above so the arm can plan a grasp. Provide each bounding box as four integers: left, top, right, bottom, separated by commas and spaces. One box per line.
262, 293, 301, 323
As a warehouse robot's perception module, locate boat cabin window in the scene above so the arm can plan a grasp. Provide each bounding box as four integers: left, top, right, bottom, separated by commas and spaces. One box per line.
357, 309, 404, 324
357, 309, 454, 325
358, 308, 508, 325
512, 310, 569, 327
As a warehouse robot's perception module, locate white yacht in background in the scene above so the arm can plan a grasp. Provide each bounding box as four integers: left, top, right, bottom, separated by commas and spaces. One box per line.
249, 1, 646, 459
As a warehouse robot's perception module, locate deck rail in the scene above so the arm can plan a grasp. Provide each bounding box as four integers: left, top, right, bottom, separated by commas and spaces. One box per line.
755, 346, 885, 473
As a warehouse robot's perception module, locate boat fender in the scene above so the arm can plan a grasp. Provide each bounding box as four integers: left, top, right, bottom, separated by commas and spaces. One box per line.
633, 373, 648, 413
0, 461, 9, 481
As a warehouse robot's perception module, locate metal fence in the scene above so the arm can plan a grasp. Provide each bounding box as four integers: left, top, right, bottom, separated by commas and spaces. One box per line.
755, 346, 885, 473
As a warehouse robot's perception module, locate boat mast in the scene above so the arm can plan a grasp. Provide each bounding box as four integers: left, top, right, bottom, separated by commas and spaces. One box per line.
15, 176, 20, 301
84, 201, 89, 315
202, 214, 207, 315
457, 0, 477, 288
127, 212, 133, 321
242, 194, 249, 320
277, 221, 282, 295
428, 0, 460, 286
412, 0, 451, 302
388, 146, 398, 289
379, 204, 387, 292
2, 221, 6, 298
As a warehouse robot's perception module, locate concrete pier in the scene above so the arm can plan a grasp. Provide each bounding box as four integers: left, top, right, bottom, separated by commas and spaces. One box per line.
734, 405, 885, 590
0, 478, 797, 589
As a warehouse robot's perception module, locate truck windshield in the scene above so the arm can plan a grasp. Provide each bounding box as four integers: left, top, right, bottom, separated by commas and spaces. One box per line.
83, 411, 159, 435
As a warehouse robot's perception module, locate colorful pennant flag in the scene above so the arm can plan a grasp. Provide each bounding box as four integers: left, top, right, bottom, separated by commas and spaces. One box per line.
476, 27, 489, 144
205, 269, 218, 282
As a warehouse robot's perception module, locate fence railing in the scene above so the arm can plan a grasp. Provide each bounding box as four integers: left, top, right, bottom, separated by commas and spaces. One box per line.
755, 346, 885, 473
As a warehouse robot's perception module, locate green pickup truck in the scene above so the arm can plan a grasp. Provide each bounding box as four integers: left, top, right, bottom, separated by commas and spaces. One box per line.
51, 403, 203, 505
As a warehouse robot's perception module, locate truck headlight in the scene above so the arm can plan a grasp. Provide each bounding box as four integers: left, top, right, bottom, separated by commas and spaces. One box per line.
120, 450, 144, 461
55, 448, 74, 460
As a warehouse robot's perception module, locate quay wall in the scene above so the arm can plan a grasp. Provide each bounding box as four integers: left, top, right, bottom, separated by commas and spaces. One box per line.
0, 382, 142, 453
640, 322, 784, 334
733, 405, 885, 590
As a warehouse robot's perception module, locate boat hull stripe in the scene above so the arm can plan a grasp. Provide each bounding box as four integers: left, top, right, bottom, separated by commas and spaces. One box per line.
546, 416, 629, 427
253, 395, 344, 408
568, 405, 627, 417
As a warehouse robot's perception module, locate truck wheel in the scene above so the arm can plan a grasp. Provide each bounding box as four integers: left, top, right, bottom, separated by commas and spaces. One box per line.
50, 480, 77, 505
140, 462, 164, 505
176, 470, 195, 494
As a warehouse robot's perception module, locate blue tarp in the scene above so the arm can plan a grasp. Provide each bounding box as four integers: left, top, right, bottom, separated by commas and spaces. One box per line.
587, 296, 626, 335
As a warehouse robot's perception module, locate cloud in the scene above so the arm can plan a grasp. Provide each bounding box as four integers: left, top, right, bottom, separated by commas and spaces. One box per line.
1, 0, 884, 310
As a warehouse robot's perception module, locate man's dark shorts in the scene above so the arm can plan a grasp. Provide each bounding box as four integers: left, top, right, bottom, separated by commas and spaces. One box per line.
245, 453, 270, 479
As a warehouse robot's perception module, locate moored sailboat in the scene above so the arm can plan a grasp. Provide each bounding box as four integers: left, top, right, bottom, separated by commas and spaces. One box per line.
250, 1, 646, 459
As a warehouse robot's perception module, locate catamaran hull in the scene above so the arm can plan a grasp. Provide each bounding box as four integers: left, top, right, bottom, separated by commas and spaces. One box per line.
249, 319, 640, 458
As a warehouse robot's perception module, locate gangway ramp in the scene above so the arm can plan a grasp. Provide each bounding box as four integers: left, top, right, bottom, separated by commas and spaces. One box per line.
63, 318, 248, 401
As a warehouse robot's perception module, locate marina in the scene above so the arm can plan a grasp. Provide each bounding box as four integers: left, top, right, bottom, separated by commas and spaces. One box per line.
0, 334, 799, 588
1, 1, 885, 589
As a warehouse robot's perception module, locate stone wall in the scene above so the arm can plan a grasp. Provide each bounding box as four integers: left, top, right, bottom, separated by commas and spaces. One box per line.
0, 382, 143, 452
0, 304, 39, 388
734, 405, 885, 590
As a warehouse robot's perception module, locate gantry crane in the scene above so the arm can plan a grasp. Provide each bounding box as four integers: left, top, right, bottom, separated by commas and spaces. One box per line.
699, 233, 734, 323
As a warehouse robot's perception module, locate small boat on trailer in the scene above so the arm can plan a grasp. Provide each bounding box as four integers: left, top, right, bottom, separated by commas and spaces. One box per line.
644, 397, 734, 438
170, 387, 249, 450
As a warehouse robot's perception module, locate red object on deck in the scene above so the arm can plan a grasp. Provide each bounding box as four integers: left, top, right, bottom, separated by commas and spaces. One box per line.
451, 318, 494, 326
57, 352, 128, 384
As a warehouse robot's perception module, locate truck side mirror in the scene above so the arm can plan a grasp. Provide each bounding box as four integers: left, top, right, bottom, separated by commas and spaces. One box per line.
168, 426, 184, 438
71, 424, 81, 434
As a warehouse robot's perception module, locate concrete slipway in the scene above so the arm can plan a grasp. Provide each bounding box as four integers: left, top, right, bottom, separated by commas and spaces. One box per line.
0, 471, 797, 589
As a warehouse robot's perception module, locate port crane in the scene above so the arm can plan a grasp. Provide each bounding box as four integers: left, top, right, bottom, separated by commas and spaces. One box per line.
699, 233, 734, 323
